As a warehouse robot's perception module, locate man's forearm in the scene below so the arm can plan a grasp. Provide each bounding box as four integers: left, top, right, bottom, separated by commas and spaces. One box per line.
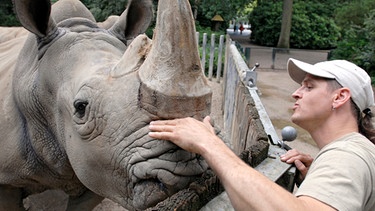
200, 137, 315, 211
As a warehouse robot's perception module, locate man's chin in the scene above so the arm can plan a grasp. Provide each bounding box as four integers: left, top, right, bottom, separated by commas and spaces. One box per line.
290, 115, 301, 125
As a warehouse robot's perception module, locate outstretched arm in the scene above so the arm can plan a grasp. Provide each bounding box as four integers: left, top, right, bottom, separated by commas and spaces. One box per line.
148, 116, 335, 211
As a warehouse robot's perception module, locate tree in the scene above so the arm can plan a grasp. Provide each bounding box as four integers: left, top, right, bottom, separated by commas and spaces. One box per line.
331, 0, 375, 75
249, 0, 340, 49
277, 0, 293, 48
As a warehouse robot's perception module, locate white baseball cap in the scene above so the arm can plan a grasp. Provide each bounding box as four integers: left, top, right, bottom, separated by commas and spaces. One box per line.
287, 58, 374, 112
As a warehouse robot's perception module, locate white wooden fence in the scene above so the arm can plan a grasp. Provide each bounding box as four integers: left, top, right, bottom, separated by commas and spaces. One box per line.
196, 32, 225, 82
196, 32, 294, 188
200, 35, 296, 210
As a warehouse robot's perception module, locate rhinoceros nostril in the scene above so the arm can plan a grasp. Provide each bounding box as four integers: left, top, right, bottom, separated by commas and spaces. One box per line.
157, 179, 168, 192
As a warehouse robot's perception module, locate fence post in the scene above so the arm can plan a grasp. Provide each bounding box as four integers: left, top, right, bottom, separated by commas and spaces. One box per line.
271, 48, 276, 69
216, 35, 224, 82
196, 31, 200, 57
244, 47, 251, 66
208, 34, 216, 80
201, 33, 207, 72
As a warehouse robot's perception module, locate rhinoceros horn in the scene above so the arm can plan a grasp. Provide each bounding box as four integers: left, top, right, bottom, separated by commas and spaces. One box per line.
138, 0, 212, 119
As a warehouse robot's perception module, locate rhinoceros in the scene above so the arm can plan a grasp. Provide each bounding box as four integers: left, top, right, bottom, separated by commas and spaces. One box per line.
0, 0, 212, 210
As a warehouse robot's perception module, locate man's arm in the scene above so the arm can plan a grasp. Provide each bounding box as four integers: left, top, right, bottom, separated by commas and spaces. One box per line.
148, 116, 335, 211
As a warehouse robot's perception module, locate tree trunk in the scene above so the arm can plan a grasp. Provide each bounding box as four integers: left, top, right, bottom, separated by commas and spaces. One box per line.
277, 0, 293, 49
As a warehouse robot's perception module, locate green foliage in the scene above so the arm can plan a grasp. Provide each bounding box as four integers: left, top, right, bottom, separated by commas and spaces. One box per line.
335, 0, 375, 28
289, 2, 340, 49
0, 0, 59, 26
249, 0, 340, 49
330, 0, 375, 76
331, 10, 375, 75
81, 0, 128, 22
0, 0, 20, 26
196, 0, 243, 22
248, 0, 374, 74
193, 0, 255, 30
248, 1, 282, 46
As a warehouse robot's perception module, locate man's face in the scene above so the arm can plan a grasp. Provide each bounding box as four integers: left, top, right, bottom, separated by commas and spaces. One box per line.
291, 74, 336, 131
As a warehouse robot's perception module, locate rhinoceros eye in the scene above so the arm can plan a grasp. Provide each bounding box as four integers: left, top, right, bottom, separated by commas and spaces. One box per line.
74, 100, 88, 117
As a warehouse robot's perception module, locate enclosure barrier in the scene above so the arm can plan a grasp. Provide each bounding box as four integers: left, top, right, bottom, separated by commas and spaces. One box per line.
196, 32, 225, 82
200, 35, 297, 210
221, 35, 294, 179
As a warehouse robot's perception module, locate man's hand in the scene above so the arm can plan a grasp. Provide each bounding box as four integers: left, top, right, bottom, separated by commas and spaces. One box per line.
148, 116, 216, 155
280, 149, 313, 184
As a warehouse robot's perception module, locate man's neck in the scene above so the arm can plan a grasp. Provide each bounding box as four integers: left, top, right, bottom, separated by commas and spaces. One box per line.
309, 110, 358, 149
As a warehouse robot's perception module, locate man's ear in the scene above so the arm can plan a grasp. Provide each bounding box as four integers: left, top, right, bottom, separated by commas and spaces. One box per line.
332, 87, 351, 109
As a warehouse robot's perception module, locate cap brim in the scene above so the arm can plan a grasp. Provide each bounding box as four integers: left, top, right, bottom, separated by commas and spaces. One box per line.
287, 58, 335, 84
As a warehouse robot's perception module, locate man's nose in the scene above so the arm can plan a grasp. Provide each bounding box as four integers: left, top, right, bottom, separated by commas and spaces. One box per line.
292, 88, 302, 99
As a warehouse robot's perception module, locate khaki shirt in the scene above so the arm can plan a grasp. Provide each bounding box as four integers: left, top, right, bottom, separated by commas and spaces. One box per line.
296, 132, 375, 211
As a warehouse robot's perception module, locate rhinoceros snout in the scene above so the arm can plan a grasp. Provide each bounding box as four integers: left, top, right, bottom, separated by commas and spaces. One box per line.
130, 146, 208, 209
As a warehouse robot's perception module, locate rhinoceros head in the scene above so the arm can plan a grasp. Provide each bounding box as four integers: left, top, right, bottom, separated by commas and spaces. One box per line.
12, 0, 211, 209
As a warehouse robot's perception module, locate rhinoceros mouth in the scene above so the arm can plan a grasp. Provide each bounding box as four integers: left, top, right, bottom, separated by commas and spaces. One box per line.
130, 149, 208, 209
132, 174, 201, 209
132, 179, 173, 209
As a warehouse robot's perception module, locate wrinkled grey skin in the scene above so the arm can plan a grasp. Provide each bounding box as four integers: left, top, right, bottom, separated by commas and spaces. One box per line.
0, 0, 212, 210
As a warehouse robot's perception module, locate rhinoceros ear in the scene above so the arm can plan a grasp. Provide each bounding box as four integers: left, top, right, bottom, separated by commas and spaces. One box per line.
108, 0, 153, 43
13, 0, 56, 38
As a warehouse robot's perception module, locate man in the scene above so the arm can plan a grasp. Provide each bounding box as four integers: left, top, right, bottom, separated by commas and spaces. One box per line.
149, 58, 375, 210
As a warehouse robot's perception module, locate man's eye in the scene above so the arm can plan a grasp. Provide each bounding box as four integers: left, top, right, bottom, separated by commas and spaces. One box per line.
303, 84, 313, 90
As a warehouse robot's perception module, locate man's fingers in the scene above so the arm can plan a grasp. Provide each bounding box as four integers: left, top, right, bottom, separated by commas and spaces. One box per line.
203, 116, 211, 124
149, 124, 174, 132
294, 160, 305, 169
294, 160, 308, 176
203, 116, 215, 134
148, 131, 172, 140
280, 150, 299, 163
150, 119, 177, 126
